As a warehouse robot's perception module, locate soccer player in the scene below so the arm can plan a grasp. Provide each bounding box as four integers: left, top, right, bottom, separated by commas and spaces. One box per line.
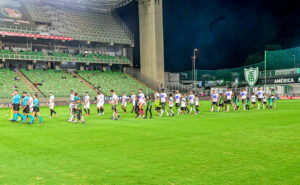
9, 91, 15, 121
180, 94, 187, 115
32, 94, 43, 124
155, 97, 162, 116
138, 89, 145, 118
145, 96, 152, 119
188, 91, 196, 114
263, 93, 267, 109
225, 88, 233, 111
21, 92, 30, 123
246, 97, 250, 110
268, 95, 273, 109
96, 91, 105, 116
12, 90, 22, 122
251, 93, 256, 108
134, 96, 140, 117
28, 93, 34, 113
240, 88, 247, 110
235, 93, 240, 111
74, 100, 85, 124
175, 90, 181, 115
130, 91, 136, 113
160, 89, 169, 116
154, 90, 160, 112
195, 95, 200, 113
257, 87, 264, 109
184, 93, 190, 114
83, 92, 90, 116
218, 93, 225, 112
68, 90, 75, 120
210, 90, 218, 112
110, 90, 120, 120
49, 92, 58, 118
271, 88, 276, 109
169, 93, 175, 117
121, 92, 127, 113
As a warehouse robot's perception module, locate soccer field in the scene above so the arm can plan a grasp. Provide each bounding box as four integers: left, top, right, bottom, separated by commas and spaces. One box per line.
0, 100, 299, 185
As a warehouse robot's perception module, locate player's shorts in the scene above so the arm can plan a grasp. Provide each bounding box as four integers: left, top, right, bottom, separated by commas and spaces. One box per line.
212, 102, 218, 105
196, 105, 199, 108
33, 107, 40, 112
161, 102, 166, 109
97, 102, 104, 108
49, 104, 54, 110
175, 103, 180, 108
112, 105, 117, 111
181, 107, 186, 111
84, 103, 90, 109
169, 106, 173, 110
155, 107, 161, 111
190, 103, 195, 107
225, 100, 231, 104
252, 102, 256, 105
72, 108, 77, 114
30, 107, 33, 113
272, 98, 275, 102
218, 103, 224, 107
13, 104, 20, 111
258, 98, 263, 102
23, 106, 30, 114
122, 103, 127, 107
263, 102, 267, 104
242, 99, 246, 103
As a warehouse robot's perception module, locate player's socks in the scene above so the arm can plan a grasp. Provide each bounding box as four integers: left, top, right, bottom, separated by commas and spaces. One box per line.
88, 109, 90, 115
258, 103, 260, 109
39, 116, 43, 123
84, 109, 87, 114
28, 115, 34, 124
22, 114, 27, 123
12, 113, 16, 121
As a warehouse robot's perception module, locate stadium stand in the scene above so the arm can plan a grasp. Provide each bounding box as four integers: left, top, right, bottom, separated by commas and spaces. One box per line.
0, 50, 131, 64
0, 69, 33, 99
21, 69, 96, 98
78, 71, 154, 95
19, 1, 133, 45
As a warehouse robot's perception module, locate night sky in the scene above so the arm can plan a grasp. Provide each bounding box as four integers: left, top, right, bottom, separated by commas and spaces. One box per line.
117, 0, 300, 72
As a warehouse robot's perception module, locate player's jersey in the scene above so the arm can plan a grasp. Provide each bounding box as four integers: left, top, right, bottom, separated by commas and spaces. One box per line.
112, 94, 118, 105
263, 95, 267, 102
195, 98, 199, 106
160, 93, 167, 103
251, 95, 256, 102
29, 97, 33, 107
257, 91, 264, 99
212, 93, 218, 102
84, 96, 90, 104
271, 91, 276, 99
97, 94, 104, 103
122, 95, 127, 104
23, 96, 29, 106
33, 99, 39, 107
226, 91, 232, 100
189, 94, 195, 104
240, 91, 247, 100
181, 98, 186, 107
13, 94, 21, 104
138, 93, 145, 104
169, 97, 174, 107
70, 94, 75, 102
155, 93, 160, 102
131, 94, 136, 104
49, 95, 55, 105
175, 93, 181, 103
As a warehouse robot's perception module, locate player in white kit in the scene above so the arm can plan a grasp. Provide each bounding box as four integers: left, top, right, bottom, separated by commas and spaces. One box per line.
110, 90, 120, 120
225, 88, 233, 111
138, 89, 145, 118
257, 87, 264, 109
240, 88, 247, 110
160, 89, 169, 117
210, 90, 218, 112
130, 91, 136, 113
83, 92, 90, 116
68, 90, 75, 120
180, 94, 187, 115
251, 93, 257, 108
28, 93, 34, 113
49, 92, 58, 118
175, 90, 181, 115
188, 91, 196, 114
121, 92, 127, 113
96, 91, 104, 115
168, 93, 175, 117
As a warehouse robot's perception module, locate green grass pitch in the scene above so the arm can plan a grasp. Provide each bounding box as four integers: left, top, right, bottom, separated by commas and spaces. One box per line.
0, 100, 299, 185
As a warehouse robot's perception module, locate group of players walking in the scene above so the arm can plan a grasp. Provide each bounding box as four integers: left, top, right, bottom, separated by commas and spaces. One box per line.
8, 87, 277, 124
210, 87, 277, 112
